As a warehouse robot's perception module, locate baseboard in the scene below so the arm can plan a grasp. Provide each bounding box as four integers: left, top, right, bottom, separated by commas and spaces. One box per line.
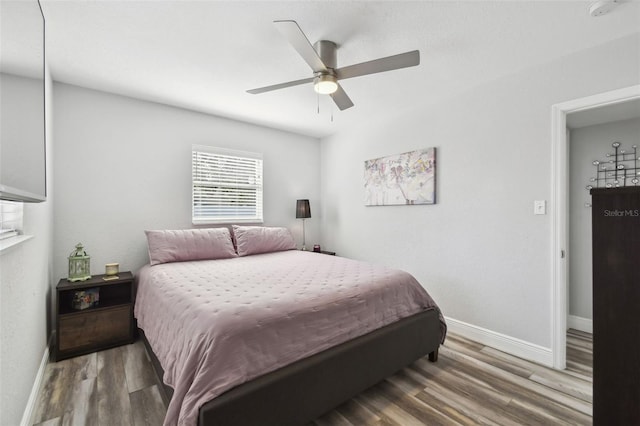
567, 315, 593, 334
445, 316, 553, 367
20, 337, 51, 426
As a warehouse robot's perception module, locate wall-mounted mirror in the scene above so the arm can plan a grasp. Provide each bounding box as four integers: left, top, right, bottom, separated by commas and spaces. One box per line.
0, 0, 46, 202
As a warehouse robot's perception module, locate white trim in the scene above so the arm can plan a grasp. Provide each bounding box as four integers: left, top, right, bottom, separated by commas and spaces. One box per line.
550, 84, 640, 369
550, 103, 569, 370
192, 144, 263, 161
445, 316, 553, 367
20, 341, 50, 426
567, 315, 593, 334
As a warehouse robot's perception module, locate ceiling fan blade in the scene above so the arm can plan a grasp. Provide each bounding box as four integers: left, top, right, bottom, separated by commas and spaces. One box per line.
274, 20, 327, 73
335, 50, 420, 81
247, 77, 314, 94
330, 83, 354, 111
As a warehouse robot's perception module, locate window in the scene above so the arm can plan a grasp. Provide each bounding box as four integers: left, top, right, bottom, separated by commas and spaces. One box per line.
192, 145, 263, 224
0, 200, 23, 240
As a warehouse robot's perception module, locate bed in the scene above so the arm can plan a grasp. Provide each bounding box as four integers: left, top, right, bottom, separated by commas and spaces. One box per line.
135, 227, 446, 426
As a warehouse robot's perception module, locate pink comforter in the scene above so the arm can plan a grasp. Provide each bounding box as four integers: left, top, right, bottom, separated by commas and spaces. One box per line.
134, 250, 445, 426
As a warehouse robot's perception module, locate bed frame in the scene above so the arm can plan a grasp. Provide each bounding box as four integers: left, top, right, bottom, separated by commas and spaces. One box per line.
139, 308, 441, 426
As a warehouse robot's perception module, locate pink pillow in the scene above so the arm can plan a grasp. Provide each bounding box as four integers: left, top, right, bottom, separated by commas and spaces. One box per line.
145, 228, 237, 265
232, 225, 296, 257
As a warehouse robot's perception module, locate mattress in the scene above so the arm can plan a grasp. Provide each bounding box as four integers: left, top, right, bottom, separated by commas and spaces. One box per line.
134, 250, 445, 426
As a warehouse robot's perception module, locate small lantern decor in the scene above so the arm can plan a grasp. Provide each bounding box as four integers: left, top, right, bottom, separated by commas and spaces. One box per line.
68, 243, 91, 282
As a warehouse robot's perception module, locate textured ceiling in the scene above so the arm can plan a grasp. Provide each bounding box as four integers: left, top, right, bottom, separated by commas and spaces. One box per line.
34, 0, 640, 138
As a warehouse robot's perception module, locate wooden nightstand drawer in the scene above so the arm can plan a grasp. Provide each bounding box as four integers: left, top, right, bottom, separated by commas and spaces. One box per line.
58, 305, 131, 352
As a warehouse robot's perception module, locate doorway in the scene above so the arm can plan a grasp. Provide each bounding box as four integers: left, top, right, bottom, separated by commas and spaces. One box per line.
550, 84, 640, 370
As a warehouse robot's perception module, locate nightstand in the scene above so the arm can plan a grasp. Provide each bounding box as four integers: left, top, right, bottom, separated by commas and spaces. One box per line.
55, 271, 135, 361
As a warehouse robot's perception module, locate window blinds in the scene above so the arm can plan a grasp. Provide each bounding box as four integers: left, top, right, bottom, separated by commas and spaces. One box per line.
192, 146, 263, 224
0, 200, 23, 239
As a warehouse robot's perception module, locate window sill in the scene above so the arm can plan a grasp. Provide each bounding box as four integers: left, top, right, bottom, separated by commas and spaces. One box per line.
192, 219, 264, 226
0, 235, 34, 254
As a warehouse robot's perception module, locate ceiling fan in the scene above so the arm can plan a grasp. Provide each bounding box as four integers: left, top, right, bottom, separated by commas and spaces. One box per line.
247, 20, 420, 111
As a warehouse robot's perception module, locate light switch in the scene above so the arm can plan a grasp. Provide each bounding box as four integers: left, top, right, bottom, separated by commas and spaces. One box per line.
534, 200, 546, 215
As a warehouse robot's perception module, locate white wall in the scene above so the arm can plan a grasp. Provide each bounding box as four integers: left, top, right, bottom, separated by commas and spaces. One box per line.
569, 117, 640, 323
320, 33, 640, 351
53, 83, 320, 280
0, 61, 54, 424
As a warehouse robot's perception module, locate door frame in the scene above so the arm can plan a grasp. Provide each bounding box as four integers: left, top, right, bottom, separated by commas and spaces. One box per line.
550, 84, 640, 369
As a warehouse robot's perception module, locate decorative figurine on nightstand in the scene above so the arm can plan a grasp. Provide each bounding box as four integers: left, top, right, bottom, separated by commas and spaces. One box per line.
68, 243, 91, 282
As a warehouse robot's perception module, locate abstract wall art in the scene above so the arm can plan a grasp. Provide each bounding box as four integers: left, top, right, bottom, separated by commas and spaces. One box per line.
364, 148, 436, 206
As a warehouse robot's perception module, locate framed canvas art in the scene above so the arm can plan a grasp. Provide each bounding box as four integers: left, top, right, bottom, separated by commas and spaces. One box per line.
364, 148, 436, 206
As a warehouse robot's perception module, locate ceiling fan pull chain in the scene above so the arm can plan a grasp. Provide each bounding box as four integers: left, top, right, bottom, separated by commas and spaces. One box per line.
317, 91, 320, 114
331, 105, 334, 122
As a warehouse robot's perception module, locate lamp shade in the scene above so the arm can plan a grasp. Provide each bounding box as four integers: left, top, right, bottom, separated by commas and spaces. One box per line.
296, 199, 311, 219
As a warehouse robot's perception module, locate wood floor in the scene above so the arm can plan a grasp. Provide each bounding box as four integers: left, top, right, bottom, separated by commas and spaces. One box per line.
31, 330, 592, 426
31, 342, 166, 426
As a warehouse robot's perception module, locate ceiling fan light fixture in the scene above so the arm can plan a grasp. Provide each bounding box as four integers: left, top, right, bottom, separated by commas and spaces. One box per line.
313, 74, 338, 94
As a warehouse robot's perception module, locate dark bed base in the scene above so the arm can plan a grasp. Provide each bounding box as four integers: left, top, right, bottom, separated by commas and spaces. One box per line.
139, 308, 441, 426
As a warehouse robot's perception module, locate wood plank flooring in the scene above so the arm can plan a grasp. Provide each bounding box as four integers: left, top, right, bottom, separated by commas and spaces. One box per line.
31, 330, 592, 425
31, 342, 165, 426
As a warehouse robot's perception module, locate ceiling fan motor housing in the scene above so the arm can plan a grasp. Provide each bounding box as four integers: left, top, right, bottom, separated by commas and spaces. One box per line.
313, 40, 337, 69
312, 40, 339, 94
